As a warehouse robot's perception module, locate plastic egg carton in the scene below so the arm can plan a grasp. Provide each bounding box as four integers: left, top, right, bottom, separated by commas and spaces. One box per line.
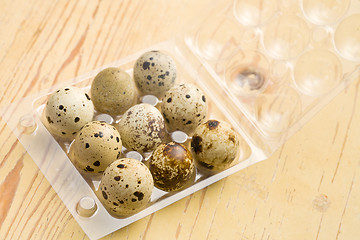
1, 0, 359, 239
184, 0, 360, 155
0, 43, 265, 240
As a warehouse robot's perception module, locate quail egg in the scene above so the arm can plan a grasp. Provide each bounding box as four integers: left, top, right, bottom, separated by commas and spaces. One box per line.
133, 51, 176, 97
45, 87, 94, 139
191, 120, 240, 172
91, 67, 136, 115
71, 121, 122, 174
99, 158, 154, 217
161, 83, 207, 134
149, 142, 195, 192
117, 103, 166, 152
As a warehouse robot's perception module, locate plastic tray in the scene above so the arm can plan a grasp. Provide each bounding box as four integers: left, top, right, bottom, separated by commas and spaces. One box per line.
1, 0, 359, 239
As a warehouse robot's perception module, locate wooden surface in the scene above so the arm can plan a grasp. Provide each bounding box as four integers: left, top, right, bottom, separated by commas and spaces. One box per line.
0, 0, 360, 239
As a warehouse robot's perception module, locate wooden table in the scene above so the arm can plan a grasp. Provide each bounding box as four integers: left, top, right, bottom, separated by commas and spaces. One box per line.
0, 0, 359, 239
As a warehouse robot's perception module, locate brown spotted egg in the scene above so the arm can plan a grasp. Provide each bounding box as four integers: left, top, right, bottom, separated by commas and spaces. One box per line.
149, 142, 195, 192
116, 103, 166, 153
99, 158, 153, 217
45, 87, 94, 139
71, 121, 122, 174
191, 120, 240, 172
133, 51, 176, 97
161, 83, 207, 134
91, 67, 136, 115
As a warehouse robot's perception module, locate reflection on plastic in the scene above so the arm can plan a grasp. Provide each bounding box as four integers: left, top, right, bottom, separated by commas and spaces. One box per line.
263, 15, 310, 60
302, 0, 350, 25
334, 14, 360, 62
294, 49, 342, 96
255, 85, 302, 136
233, 0, 278, 26
18, 114, 37, 135
77, 196, 98, 217
95, 113, 114, 124
195, 15, 243, 61
141, 95, 159, 106
125, 151, 143, 161
171, 131, 189, 144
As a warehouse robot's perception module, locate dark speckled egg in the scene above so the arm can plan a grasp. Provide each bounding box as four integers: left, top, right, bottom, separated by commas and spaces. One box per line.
161, 83, 207, 134
99, 158, 153, 217
116, 103, 167, 153
191, 120, 240, 172
149, 142, 195, 192
133, 51, 176, 98
71, 121, 122, 174
45, 87, 94, 139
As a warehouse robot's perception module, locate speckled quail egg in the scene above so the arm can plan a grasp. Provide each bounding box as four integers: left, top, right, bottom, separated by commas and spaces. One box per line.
116, 103, 166, 152
149, 142, 195, 192
45, 87, 94, 139
99, 158, 153, 217
71, 121, 122, 174
91, 67, 136, 115
191, 120, 240, 172
133, 51, 176, 97
161, 83, 207, 134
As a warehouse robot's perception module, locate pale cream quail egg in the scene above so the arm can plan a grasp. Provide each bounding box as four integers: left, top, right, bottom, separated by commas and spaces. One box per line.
133, 51, 176, 97
116, 103, 166, 152
161, 83, 207, 134
149, 142, 195, 192
91, 67, 136, 115
45, 87, 94, 139
71, 121, 122, 174
99, 158, 154, 217
191, 120, 240, 172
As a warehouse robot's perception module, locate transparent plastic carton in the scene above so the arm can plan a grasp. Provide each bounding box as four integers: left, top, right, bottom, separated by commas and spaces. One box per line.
1, 0, 359, 239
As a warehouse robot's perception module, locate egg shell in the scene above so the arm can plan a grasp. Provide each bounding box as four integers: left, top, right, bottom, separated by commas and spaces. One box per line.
133, 51, 176, 97
161, 83, 207, 134
117, 103, 166, 152
91, 68, 136, 115
99, 158, 153, 217
45, 87, 94, 139
191, 120, 240, 172
149, 142, 194, 192
71, 121, 122, 174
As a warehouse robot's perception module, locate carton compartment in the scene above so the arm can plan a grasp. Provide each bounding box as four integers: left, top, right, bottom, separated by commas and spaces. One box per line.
293, 49, 343, 96
302, 0, 350, 25
334, 14, 360, 62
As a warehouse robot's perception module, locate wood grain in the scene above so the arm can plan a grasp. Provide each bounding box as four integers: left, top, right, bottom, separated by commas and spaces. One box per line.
0, 0, 359, 239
